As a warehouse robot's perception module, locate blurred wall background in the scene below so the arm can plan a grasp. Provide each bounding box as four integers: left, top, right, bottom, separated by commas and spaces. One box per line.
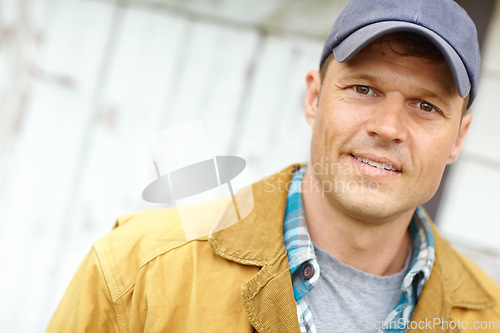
0, 0, 499, 331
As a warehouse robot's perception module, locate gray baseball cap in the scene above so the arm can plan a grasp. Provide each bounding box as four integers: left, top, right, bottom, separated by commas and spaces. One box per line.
320, 0, 480, 107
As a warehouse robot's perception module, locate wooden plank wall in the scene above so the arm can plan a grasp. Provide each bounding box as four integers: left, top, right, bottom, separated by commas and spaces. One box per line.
0, 1, 117, 331
0, 0, 498, 332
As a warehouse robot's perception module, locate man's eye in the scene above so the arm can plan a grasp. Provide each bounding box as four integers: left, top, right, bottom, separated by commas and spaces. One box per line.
352, 85, 374, 95
416, 101, 437, 112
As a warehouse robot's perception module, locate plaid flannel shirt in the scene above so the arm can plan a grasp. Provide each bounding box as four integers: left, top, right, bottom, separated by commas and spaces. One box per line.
283, 166, 435, 333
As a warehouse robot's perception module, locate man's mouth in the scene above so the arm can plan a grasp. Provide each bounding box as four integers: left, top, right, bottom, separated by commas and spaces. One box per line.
350, 154, 401, 173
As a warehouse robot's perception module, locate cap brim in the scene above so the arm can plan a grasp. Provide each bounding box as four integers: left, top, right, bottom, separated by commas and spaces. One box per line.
332, 21, 470, 99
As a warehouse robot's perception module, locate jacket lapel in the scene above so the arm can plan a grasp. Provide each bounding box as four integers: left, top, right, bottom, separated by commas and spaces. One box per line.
209, 165, 302, 332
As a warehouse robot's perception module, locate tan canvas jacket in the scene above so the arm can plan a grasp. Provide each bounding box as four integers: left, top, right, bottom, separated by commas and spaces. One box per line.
47, 164, 500, 333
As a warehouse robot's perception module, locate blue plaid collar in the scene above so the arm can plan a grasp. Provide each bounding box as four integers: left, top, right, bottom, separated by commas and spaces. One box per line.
283, 166, 435, 333
283, 166, 320, 302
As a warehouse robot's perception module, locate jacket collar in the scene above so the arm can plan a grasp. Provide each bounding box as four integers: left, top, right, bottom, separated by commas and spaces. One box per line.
209, 164, 302, 266
209, 164, 302, 332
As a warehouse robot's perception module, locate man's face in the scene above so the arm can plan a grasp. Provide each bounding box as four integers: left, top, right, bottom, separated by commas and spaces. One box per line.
304, 39, 472, 223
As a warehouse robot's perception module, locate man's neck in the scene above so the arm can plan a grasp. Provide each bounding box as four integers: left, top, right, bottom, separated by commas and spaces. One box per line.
301, 166, 414, 276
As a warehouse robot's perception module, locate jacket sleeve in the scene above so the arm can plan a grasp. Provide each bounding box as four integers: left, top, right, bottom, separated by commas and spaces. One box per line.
46, 246, 121, 333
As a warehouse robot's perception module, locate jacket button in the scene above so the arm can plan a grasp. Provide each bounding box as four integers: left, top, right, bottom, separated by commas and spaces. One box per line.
302, 263, 314, 280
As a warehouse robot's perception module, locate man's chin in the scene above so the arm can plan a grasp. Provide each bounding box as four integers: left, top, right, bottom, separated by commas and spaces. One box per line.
327, 192, 413, 225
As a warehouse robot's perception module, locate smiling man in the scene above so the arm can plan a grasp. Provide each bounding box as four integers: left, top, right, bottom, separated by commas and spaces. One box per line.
289, 1, 500, 331
48, 0, 500, 332
298, 32, 476, 330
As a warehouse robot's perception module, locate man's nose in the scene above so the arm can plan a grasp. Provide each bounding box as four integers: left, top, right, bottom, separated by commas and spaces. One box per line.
364, 96, 409, 144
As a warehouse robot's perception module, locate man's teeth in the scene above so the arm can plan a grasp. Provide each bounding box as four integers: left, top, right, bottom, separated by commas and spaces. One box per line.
355, 156, 397, 171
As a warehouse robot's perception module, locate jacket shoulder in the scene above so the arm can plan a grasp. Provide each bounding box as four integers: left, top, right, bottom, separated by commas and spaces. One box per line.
93, 198, 230, 300
435, 228, 500, 305
456, 251, 500, 305
451, 252, 500, 330
431, 225, 500, 322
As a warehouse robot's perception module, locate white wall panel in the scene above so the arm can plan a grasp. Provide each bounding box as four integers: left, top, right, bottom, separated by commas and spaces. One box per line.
462, 78, 500, 162
0, 0, 115, 331
483, 1, 500, 73
439, 160, 500, 250
235, 36, 320, 182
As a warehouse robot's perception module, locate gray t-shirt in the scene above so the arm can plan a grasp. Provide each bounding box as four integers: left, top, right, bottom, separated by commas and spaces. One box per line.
304, 244, 411, 333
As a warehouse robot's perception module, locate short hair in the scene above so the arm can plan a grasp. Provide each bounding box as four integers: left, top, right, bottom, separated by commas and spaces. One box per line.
319, 32, 469, 113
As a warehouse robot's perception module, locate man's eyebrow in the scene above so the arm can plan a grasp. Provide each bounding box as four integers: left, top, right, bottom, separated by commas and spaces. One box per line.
337, 73, 380, 83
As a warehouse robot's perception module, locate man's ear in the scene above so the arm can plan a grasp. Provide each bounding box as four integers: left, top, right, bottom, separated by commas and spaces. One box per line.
304, 70, 322, 127
447, 113, 473, 164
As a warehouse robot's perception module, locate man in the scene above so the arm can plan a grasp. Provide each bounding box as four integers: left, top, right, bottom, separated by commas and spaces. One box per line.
48, 0, 500, 332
